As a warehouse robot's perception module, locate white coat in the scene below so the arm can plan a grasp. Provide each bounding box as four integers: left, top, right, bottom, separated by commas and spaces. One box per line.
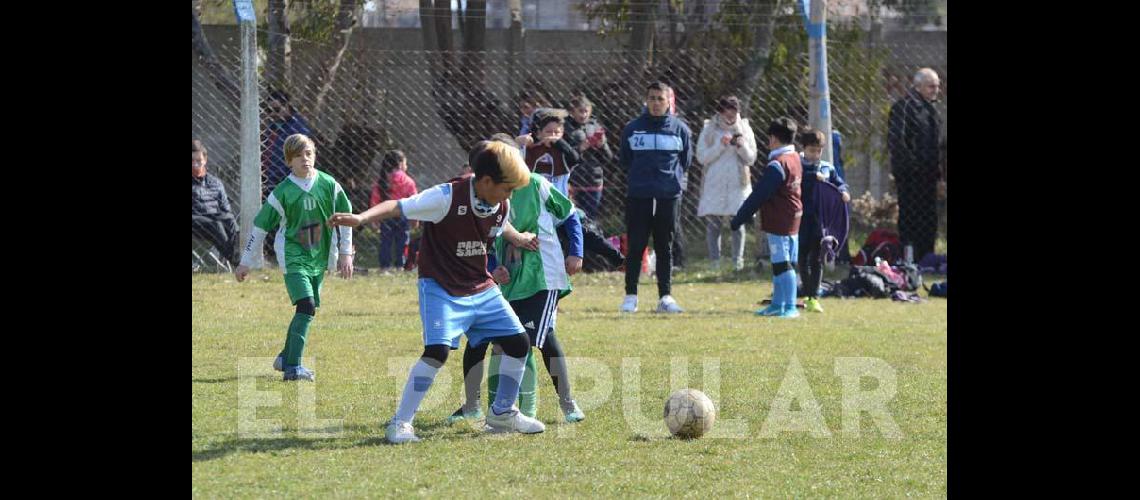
696, 115, 758, 216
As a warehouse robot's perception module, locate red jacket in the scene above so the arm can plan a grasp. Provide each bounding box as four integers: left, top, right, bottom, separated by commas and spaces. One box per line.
370, 169, 418, 206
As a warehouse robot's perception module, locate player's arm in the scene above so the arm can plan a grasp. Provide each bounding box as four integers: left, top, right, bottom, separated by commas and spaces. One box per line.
330, 199, 402, 228
234, 197, 283, 282
332, 181, 355, 279
501, 220, 539, 252
730, 162, 784, 231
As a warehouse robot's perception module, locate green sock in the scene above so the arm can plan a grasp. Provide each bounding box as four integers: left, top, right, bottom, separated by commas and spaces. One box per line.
283, 312, 314, 366
487, 348, 539, 417
519, 349, 539, 418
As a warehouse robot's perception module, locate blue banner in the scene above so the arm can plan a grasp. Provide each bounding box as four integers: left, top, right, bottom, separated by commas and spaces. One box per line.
233, 0, 255, 23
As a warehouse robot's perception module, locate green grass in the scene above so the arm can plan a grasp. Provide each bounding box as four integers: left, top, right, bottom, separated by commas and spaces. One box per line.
193, 265, 946, 497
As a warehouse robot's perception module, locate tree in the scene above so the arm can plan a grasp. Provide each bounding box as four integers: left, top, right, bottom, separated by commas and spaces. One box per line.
266, 0, 292, 91
309, 0, 361, 118
732, 0, 781, 112
418, 0, 515, 153
192, 3, 239, 100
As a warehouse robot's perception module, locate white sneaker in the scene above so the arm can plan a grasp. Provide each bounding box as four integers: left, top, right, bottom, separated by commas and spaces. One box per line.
656, 295, 684, 313
620, 295, 639, 313
385, 420, 421, 444
733, 259, 745, 271
485, 406, 545, 434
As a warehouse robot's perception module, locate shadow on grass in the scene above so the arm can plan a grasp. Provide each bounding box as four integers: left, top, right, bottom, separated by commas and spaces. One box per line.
192, 376, 240, 384
193, 421, 492, 461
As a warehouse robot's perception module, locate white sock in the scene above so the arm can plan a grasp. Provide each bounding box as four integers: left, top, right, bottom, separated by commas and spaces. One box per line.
392, 359, 440, 424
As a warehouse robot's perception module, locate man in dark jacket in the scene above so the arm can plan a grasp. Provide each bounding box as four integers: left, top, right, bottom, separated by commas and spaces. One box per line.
618, 82, 693, 314
888, 68, 943, 262
192, 140, 239, 266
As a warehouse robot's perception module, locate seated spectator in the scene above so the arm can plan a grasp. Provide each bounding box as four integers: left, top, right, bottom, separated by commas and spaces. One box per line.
192, 139, 239, 267
370, 150, 419, 270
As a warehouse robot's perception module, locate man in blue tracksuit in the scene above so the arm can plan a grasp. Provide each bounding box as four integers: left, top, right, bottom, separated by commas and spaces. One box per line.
618, 81, 693, 314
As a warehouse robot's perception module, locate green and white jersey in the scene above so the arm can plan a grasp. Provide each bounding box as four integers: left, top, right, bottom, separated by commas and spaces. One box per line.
239, 170, 352, 275
494, 173, 575, 301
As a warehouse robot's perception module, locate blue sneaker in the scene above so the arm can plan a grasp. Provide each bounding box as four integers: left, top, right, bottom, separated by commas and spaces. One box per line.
755, 304, 783, 316
273, 354, 284, 372
283, 365, 315, 381
560, 399, 586, 423
776, 304, 801, 318
446, 405, 485, 425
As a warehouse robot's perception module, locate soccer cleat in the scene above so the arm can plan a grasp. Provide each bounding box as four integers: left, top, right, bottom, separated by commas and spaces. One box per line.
755, 304, 783, 316
656, 295, 684, 314
447, 405, 485, 425
485, 406, 546, 434
620, 295, 639, 313
560, 399, 586, 423
804, 297, 823, 313
385, 420, 421, 444
283, 365, 315, 381
777, 304, 801, 318
733, 258, 745, 272
273, 354, 284, 372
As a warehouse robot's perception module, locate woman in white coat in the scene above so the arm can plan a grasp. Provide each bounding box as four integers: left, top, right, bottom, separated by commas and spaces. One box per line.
696, 95, 758, 270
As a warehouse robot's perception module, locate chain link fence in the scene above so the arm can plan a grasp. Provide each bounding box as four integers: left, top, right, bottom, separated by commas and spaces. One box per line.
193, 25, 945, 272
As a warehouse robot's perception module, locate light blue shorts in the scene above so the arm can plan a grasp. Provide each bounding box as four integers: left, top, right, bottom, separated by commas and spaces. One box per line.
418, 278, 525, 349
767, 233, 799, 265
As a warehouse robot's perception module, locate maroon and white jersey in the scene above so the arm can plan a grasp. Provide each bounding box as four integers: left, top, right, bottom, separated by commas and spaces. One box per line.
398, 176, 509, 297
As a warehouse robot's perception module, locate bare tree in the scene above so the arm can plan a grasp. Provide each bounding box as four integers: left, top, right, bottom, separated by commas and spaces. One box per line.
267, 0, 292, 91
310, 0, 361, 118
734, 0, 782, 112
192, 3, 238, 100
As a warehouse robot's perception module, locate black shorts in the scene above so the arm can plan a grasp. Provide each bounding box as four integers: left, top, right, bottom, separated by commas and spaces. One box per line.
508, 290, 561, 348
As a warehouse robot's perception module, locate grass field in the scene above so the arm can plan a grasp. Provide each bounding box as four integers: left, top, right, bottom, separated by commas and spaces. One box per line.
193, 266, 946, 497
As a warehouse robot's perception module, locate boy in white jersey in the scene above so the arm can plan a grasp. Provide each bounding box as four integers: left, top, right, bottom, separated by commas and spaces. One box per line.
330, 141, 545, 443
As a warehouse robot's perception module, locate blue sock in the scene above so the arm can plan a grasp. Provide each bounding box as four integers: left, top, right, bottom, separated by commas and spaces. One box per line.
782, 267, 798, 307
773, 268, 795, 307
491, 354, 527, 415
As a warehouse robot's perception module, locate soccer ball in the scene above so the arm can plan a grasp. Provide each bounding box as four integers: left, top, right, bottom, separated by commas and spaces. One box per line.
663, 388, 716, 439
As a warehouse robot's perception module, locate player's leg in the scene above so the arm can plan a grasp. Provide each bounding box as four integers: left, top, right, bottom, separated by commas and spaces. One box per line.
797, 221, 816, 299
281, 273, 322, 380
801, 224, 824, 313
509, 292, 551, 418
730, 216, 746, 271
388, 278, 474, 443
758, 234, 798, 318
468, 286, 545, 434
448, 340, 489, 424
387, 344, 450, 443
534, 290, 584, 423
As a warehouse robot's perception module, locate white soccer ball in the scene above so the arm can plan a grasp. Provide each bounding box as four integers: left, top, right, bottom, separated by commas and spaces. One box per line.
663, 388, 716, 439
